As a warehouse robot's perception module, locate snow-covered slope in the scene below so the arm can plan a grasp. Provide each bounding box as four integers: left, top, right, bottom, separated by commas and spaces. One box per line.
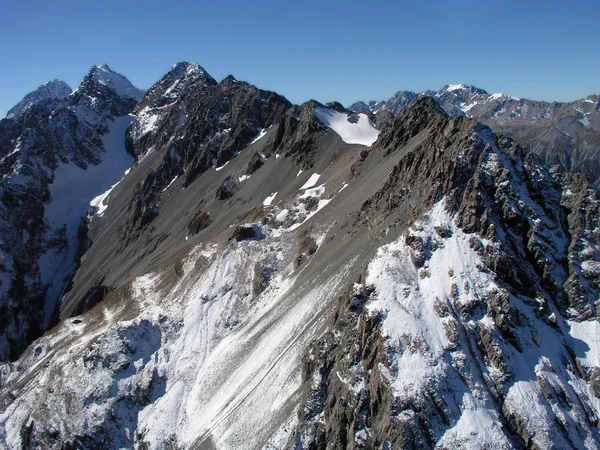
88, 65, 144, 101
314, 106, 379, 146
367, 201, 600, 448
40, 115, 134, 327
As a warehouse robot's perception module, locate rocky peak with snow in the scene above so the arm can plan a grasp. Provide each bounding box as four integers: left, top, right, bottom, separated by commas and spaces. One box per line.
0, 66, 142, 361
350, 90, 418, 116
5, 79, 72, 120
69, 64, 144, 117
58, 64, 293, 317
296, 98, 600, 448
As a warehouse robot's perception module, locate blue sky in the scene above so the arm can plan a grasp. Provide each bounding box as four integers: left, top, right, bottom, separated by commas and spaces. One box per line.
1, 0, 599, 116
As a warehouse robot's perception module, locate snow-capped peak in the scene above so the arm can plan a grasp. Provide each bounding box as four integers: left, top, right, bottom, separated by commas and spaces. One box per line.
87, 64, 144, 101
445, 83, 467, 92
439, 84, 489, 96
6, 79, 72, 119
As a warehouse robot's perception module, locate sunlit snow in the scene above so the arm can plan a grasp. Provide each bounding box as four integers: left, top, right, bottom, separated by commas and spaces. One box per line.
314, 107, 379, 146
249, 128, 267, 145
263, 192, 278, 206
300, 173, 321, 190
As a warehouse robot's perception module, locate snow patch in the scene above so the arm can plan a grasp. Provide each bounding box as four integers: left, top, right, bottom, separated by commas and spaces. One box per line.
215, 161, 229, 171
300, 184, 326, 199
314, 107, 379, 146
569, 319, 600, 368
263, 192, 278, 206
446, 84, 466, 92
250, 128, 267, 145
275, 209, 289, 222
300, 173, 321, 190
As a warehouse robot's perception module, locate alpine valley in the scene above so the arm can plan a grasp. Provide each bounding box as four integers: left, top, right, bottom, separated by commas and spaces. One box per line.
0, 63, 599, 450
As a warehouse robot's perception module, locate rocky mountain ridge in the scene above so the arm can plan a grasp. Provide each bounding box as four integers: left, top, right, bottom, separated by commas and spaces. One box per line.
352, 85, 600, 184
0, 65, 599, 449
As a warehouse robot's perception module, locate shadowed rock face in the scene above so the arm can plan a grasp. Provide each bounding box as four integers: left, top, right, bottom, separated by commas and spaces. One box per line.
1, 69, 600, 449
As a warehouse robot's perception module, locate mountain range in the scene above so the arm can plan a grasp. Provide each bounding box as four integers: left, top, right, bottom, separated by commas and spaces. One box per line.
351, 84, 600, 185
0, 64, 599, 449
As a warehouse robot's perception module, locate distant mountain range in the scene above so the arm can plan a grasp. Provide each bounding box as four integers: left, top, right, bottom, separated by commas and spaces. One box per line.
351, 84, 600, 184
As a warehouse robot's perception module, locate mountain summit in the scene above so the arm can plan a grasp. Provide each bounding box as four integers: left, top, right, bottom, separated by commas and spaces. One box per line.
5, 79, 72, 120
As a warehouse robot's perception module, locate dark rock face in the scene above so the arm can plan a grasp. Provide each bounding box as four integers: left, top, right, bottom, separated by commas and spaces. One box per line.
231, 223, 264, 241
246, 151, 265, 174
187, 207, 212, 235
260, 100, 327, 169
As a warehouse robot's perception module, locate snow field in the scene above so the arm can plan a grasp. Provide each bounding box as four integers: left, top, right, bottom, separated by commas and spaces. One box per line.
314, 107, 379, 146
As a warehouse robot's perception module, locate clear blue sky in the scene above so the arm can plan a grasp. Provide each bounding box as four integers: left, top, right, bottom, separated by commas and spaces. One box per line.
1, 0, 599, 116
